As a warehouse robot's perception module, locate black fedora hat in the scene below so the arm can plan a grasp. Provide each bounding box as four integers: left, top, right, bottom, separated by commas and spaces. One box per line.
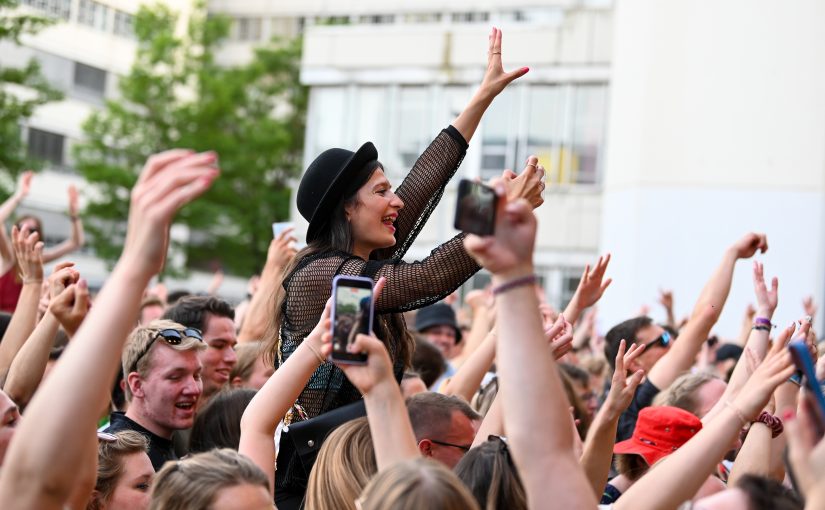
298, 141, 378, 242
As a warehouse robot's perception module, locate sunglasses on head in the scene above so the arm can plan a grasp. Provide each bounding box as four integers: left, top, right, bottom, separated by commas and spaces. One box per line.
642, 330, 672, 350
129, 328, 203, 373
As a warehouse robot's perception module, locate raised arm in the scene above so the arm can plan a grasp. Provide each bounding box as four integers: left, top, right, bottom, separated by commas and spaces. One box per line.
647, 233, 766, 390
441, 329, 496, 401
0, 226, 44, 379
0, 150, 218, 510
0, 171, 32, 267
327, 332, 419, 471
580, 340, 645, 498
239, 298, 333, 494
42, 185, 85, 263
3, 263, 80, 409
463, 182, 596, 509
616, 331, 795, 510
237, 228, 297, 343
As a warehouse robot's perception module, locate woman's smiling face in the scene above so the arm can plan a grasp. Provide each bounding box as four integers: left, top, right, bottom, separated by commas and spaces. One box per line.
346, 168, 404, 259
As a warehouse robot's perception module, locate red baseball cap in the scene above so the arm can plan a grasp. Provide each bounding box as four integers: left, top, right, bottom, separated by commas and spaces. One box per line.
613, 406, 702, 466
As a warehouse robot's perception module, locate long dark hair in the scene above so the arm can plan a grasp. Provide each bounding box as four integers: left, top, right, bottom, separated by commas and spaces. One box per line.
264, 161, 383, 368
454, 439, 527, 510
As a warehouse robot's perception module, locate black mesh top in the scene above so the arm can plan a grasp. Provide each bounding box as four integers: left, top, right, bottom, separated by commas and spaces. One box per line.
277, 126, 480, 419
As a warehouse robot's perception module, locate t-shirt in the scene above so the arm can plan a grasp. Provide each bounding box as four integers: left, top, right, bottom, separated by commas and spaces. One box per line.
616, 379, 660, 441
105, 412, 176, 471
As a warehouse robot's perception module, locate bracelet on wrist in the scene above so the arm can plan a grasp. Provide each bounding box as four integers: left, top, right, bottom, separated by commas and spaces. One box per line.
752, 325, 771, 332
492, 274, 537, 296
753, 411, 784, 438
22, 277, 42, 285
754, 317, 772, 327
305, 342, 326, 365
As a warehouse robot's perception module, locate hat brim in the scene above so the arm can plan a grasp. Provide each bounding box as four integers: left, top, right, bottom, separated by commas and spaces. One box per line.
415, 319, 463, 345
305, 141, 378, 243
613, 438, 667, 467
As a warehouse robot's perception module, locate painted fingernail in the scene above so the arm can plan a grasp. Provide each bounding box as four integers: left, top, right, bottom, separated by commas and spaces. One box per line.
782, 409, 795, 421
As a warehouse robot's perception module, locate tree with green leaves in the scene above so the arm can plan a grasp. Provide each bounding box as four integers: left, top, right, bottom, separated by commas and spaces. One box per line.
0, 0, 63, 199
74, 1, 307, 275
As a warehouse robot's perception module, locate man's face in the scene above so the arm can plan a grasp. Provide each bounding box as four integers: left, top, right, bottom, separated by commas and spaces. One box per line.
630, 324, 670, 373
199, 314, 238, 397
423, 325, 457, 359
135, 345, 202, 437
420, 410, 476, 469
0, 391, 19, 466
570, 379, 598, 419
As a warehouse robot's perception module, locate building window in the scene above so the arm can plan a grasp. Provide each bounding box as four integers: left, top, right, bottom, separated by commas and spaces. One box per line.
234, 17, 262, 41
403, 13, 441, 23
481, 83, 608, 185
396, 86, 431, 169
20, 0, 70, 20
358, 14, 395, 25
113, 10, 135, 38
451, 12, 489, 23
73, 62, 107, 96
27, 128, 65, 167
77, 0, 110, 31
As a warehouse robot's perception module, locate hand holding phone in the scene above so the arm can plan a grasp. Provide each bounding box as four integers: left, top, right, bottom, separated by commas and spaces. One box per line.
330, 275, 374, 364
454, 179, 498, 236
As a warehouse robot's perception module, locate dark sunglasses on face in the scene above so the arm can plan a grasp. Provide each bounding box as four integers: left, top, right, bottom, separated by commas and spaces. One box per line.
642, 330, 672, 350
129, 328, 203, 373
429, 439, 472, 452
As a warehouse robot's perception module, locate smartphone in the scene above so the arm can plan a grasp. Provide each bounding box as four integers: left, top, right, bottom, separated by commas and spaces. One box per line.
454, 179, 497, 236
272, 221, 295, 238
330, 275, 374, 364
788, 340, 825, 436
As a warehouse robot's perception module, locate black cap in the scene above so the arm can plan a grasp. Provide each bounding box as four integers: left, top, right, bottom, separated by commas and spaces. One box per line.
414, 303, 462, 344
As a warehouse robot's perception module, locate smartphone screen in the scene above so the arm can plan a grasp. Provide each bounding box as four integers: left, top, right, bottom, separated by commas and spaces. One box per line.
788, 341, 825, 437
272, 222, 294, 238
454, 179, 497, 236
331, 276, 373, 364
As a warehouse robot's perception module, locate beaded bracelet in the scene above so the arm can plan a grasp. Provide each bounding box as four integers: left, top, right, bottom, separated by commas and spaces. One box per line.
492, 274, 537, 296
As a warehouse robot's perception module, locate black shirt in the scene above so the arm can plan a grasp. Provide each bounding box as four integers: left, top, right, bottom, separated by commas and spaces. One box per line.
105, 412, 177, 471
616, 379, 660, 441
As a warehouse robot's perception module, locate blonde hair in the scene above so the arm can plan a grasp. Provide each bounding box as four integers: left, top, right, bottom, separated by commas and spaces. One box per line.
230, 341, 264, 385
653, 371, 720, 417
87, 430, 150, 510
149, 449, 269, 510
306, 417, 376, 510
358, 458, 479, 510
121, 320, 205, 401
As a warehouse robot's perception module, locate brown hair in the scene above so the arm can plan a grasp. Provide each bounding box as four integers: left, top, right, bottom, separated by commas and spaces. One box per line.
454, 438, 527, 510
358, 458, 479, 510
88, 430, 149, 510
149, 449, 268, 510
406, 392, 481, 441
230, 341, 264, 386
306, 417, 376, 510
614, 453, 649, 481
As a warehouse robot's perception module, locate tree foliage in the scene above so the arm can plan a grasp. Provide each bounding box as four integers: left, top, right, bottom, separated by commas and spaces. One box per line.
74, 1, 307, 275
0, 0, 63, 199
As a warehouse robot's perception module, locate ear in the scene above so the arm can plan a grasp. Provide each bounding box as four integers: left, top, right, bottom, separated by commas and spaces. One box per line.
418, 439, 433, 457
126, 372, 145, 399
230, 376, 243, 388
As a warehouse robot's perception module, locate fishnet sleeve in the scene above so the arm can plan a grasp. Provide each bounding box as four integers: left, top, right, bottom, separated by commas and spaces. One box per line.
374, 126, 468, 261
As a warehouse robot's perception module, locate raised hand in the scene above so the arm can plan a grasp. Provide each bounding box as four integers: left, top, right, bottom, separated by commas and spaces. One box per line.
730, 232, 768, 259
732, 332, 795, 420
326, 333, 395, 396
67, 185, 79, 216
17, 171, 33, 199
803, 296, 817, 322
480, 27, 529, 98
752, 261, 778, 317
47, 262, 79, 300
265, 225, 298, 272
603, 340, 645, 419
120, 150, 219, 279
545, 314, 574, 360
49, 280, 90, 337
502, 156, 545, 209
572, 255, 613, 310
11, 225, 43, 284
463, 181, 536, 279
658, 289, 673, 311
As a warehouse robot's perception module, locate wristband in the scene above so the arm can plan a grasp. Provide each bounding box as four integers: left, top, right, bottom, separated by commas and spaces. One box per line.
492, 274, 537, 296
753, 411, 784, 438
752, 325, 770, 332
754, 317, 772, 327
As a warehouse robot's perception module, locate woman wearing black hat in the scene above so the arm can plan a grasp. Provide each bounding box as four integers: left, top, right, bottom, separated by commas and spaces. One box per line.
267, 28, 544, 505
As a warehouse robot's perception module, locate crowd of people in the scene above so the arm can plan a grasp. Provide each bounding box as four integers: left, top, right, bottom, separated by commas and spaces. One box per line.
0, 27, 823, 510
